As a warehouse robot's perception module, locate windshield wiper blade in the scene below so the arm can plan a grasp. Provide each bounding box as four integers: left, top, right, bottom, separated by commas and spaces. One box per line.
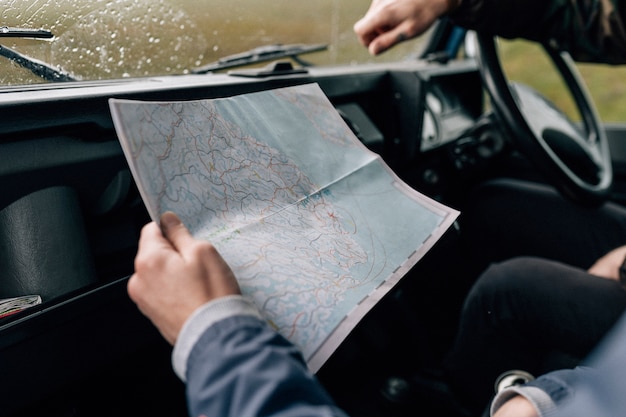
191, 43, 327, 74
0, 26, 53, 39
0, 44, 76, 82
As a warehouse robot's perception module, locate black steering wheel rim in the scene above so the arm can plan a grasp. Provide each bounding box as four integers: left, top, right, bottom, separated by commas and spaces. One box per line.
474, 32, 613, 206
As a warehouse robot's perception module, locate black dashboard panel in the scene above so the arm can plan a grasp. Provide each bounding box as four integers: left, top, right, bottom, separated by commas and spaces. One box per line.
0, 58, 483, 416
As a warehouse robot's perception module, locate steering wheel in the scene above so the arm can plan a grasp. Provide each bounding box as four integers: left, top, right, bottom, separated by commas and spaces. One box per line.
473, 32, 613, 206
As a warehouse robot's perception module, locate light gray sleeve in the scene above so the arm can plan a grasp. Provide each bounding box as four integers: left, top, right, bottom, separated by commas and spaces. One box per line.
171, 294, 262, 381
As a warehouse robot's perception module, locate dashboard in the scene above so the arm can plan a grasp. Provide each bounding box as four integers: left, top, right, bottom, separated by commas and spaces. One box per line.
0, 57, 493, 416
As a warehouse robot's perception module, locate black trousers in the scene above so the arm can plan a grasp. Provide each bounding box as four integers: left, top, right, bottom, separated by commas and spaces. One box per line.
445, 179, 626, 412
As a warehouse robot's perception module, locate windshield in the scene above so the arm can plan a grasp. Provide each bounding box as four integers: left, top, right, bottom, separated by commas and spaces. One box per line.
0, 0, 434, 86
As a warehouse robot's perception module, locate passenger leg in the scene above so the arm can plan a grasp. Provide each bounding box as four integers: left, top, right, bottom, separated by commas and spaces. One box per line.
444, 256, 626, 413
460, 178, 626, 277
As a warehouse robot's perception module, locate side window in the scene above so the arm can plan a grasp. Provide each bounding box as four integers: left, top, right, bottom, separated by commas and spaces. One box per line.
498, 38, 626, 122
577, 62, 626, 122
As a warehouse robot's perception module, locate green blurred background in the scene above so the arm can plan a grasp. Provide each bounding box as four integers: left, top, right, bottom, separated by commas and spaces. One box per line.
499, 38, 626, 121
1, 0, 625, 121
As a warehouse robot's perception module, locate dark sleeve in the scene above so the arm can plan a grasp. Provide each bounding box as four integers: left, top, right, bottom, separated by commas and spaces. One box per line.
449, 0, 626, 64
185, 315, 349, 417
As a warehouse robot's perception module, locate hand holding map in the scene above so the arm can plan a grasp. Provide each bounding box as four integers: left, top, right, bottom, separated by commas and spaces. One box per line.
109, 83, 458, 371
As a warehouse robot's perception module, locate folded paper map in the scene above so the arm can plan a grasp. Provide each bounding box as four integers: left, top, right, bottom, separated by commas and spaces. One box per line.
109, 83, 459, 372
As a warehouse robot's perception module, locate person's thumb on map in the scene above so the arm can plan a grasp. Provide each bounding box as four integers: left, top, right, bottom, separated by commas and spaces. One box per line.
128, 211, 241, 345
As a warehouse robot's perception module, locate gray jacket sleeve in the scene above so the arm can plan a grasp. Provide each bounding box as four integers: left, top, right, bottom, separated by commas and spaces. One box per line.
492, 311, 626, 417
552, 312, 626, 416
174, 296, 349, 417
490, 367, 594, 417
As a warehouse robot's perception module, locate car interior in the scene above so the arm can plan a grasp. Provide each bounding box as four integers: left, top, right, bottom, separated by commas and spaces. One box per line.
2, 13, 626, 417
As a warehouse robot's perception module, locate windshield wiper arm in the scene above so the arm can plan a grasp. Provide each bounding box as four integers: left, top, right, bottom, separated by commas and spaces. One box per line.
0, 44, 76, 82
191, 43, 327, 74
0, 26, 76, 82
